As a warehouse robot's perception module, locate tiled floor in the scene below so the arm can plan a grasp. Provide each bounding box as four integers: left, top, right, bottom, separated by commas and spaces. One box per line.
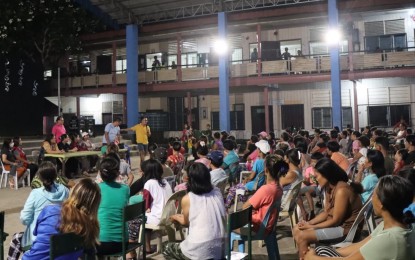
1, 155, 300, 259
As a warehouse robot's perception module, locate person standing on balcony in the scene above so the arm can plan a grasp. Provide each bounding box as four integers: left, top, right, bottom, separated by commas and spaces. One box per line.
282, 47, 292, 72
251, 48, 258, 62
151, 56, 161, 71
123, 116, 151, 163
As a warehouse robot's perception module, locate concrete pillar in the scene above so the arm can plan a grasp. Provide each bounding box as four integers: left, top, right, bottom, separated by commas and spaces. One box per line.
329, 0, 342, 129
126, 24, 139, 127
218, 12, 230, 132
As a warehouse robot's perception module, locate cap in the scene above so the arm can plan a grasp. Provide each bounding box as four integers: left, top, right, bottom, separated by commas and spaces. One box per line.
255, 140, 270, 154
258, 131, 268, 138
81, 132, 89, 138
208, 150, 224, 164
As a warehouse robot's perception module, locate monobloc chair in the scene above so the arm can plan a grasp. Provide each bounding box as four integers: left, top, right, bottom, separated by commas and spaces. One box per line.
227, 206, 253, 260
50, 232, 94, 260
329, 199, 374, 248
1, 211, 9, 260
103, 201, 147, 260
231, 200, 282, 260
279, 180, 303, 248
0, 161, 30, 190
145, 190, 187, 253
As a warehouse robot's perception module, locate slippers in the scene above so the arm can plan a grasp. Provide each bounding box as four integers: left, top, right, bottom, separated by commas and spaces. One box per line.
9, 180, 15, 189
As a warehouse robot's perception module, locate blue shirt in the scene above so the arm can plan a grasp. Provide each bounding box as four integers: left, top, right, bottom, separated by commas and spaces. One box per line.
23, 205, 82, 260
245, 158, 265, 191
361, 173, 378, 203
102, 123, 120, 144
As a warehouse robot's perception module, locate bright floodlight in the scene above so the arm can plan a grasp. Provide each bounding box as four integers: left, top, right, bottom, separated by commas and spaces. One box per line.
325, 28, 342, 45
214, 39, 228, 55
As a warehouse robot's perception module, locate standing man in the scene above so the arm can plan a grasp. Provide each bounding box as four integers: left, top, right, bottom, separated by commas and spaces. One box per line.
123, 116, 151, 163
102, 117, 122, 145
51, 116, 66, 143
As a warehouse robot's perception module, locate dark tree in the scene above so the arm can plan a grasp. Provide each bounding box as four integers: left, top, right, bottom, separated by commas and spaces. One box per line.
0, 0, 103, 68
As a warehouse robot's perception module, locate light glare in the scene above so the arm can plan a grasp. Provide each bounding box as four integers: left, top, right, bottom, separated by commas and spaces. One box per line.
214, 39, 228, 55
325, 28, 342, 45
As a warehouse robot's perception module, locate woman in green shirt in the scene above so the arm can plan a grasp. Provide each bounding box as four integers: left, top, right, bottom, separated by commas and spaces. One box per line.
95, 155, 130, 256
303, 175, 415, 260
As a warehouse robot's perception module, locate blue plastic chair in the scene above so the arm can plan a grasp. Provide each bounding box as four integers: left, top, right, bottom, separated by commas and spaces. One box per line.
230, 199, 282, 260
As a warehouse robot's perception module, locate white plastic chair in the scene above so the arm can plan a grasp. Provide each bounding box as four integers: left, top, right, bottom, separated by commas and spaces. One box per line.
0, 161, 30, 190
145, 190, 187, 253
332, 198, 373, 248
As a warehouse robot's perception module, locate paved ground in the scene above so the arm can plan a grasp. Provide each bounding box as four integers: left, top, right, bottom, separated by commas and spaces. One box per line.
1, 155, 299, 259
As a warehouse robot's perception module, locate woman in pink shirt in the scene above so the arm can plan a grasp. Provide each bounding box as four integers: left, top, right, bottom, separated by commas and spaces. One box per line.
51, 116, 66, 143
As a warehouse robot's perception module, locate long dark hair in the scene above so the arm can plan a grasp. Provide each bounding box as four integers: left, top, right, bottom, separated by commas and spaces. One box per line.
265, 155, 289, 180
376, 175, 414, 225
38, 161, 58, 192
285, 148, 301, 167
366, 150, 386, 178
142, 159, 165, 187
187, 162, 213, 195
315, 158, 362, 194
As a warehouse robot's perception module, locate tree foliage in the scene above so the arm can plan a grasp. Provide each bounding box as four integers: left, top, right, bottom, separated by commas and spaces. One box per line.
0, 0, 103, 68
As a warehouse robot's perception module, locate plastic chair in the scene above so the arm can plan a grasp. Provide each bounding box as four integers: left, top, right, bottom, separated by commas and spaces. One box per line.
364, 202, 377, 234
145, 190, 187, 253
346, 161, 358, 181
103, 201, 147, 260
50, 232, 94, 260
231, 200, 282, 260
165, 175, 176, 193
0, 161, 30, 190
1, 211, 9, 260
331, 198, 373, 248
279, 180, 302, 248
227, 206, 253, 260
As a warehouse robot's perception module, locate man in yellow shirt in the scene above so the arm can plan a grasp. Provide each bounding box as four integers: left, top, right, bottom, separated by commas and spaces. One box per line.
123, 117, 151, 163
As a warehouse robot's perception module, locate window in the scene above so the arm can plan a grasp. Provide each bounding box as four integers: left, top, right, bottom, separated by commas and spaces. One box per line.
231, 48, 243, 65
211, 104, 245, 130
312, 108, 332, 129
181, 52, 198, 68
364, 34, 407, 52
280, 39, 302, 57
168, 54, 177, 69
309, 40, 349, 56
342, 107, 353, 128
368, 105, 410, 127
116, 58, 127, 74
312, 107, 353, 129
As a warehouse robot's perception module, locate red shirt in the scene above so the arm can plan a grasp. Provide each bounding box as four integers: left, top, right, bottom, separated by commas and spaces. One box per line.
249, 182, 283, 234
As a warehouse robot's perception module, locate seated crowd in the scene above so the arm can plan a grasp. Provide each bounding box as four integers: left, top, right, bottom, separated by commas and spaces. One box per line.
3, 124, 415, 259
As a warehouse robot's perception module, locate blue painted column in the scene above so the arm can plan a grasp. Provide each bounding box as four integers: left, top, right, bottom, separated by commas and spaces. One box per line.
218, 12, 230, 132
126, 24, 139, 127
329, 0, 342, 129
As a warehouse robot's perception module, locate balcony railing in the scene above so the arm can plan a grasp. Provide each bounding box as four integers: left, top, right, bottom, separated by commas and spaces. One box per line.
53, 50, 415, 89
